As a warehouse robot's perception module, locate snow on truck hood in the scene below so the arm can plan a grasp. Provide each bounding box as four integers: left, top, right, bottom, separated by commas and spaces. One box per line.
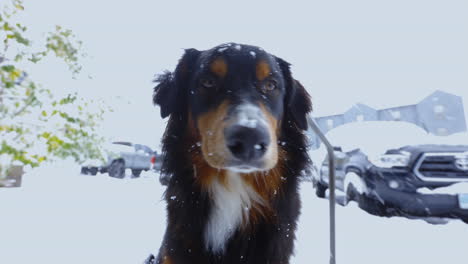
308, 121, 468, 164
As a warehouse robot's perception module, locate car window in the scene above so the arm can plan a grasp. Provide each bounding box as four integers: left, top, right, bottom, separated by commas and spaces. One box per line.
134, 144, 153, 154
107, 144, 134, 153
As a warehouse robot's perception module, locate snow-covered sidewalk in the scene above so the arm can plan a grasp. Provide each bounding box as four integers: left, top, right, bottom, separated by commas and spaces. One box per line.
1, 163, 467, 264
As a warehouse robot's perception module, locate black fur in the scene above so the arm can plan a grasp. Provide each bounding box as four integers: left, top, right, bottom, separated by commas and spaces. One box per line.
153, 43, 312, 264
153, 48, 200, 118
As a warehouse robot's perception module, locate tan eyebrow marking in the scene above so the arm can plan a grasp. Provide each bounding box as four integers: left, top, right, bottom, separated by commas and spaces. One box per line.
210, 58, 228, 78
256, 60, 271, 81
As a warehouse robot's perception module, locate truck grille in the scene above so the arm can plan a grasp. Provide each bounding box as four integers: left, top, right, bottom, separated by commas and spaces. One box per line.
414, 153, 468, 182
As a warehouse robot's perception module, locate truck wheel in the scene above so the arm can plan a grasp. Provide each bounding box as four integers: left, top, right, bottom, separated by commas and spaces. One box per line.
89, 167, 98, 176
346, 184, 358, 202
344, 172, 367, 204
81, 167, 91, 175
131, 169, 142, 178
108, 159, 125, 179
315, 182, 327, 198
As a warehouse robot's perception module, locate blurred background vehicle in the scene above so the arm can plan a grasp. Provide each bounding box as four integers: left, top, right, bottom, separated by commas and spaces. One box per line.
310, 122, 468, 224
307, 91, 468, 224
80, 141, 162, 179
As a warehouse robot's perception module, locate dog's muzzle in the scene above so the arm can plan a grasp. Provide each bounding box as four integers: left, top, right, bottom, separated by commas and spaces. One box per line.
223, 104, 272, 171
225, 124, 270, 162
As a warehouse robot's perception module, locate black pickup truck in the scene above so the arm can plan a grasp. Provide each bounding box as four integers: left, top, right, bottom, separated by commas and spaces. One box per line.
314, 144, 468, 224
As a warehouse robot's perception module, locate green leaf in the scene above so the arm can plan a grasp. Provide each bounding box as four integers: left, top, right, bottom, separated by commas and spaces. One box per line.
1, 65, 15, 72
41, 132, 51, 139
14, 53, 23, 61
13, 31, 29, 45
3, 22, 12, 31
15, 4, 25, 11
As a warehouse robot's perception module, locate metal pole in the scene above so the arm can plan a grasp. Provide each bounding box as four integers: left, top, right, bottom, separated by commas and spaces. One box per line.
308, 117, 336, 264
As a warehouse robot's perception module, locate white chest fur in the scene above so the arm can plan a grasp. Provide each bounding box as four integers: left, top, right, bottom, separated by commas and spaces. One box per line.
204, 172, 264, 253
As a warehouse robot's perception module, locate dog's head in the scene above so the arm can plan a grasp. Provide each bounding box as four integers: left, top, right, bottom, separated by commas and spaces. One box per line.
154, 43, 311, 173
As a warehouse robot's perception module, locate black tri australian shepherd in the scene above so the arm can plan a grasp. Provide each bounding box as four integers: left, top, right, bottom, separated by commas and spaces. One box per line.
152, 43, 312, 264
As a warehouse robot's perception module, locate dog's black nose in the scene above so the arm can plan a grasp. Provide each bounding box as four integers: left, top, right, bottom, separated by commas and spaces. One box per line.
225, 125, 270, 162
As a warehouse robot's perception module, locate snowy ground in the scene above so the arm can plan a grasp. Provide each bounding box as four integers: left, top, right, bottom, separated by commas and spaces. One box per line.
1, 162, 467, 264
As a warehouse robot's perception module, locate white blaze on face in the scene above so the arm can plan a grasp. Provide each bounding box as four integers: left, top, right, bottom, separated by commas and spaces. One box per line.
233, 104, 267, 129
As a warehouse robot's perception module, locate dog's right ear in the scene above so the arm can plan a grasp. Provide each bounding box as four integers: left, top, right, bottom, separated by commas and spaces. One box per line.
153, 48, 200, 118
275, 56, 312, 130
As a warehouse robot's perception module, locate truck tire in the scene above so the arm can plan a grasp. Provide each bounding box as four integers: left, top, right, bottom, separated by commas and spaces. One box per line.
315, 182, 327, 198
343, 172, 367, 205
81, 167, 89, 175
131, 169, 142, 178
108, 159, 125, 179
89, 167, 98, 176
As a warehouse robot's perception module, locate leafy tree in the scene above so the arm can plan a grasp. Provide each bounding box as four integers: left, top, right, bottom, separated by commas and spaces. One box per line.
0, 0, 106, 186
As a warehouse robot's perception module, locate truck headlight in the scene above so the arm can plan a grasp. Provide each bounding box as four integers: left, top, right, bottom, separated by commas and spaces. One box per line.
371, 154, 410, 168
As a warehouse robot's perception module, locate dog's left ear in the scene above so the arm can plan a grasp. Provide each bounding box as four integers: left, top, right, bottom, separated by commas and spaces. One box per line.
276, 57, 312, 130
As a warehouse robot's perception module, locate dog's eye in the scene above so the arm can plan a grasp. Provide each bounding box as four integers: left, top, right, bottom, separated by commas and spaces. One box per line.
200, 77, 216, 88
262, 80, 277, 92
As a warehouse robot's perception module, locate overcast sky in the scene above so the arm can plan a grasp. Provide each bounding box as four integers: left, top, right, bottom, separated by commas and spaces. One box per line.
5, 1, 468, 263
17, 0, 468, 149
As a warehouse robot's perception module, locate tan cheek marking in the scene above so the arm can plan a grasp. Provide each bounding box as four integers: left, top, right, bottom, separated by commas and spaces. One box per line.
159, 247, 173, 264
256, 60, 271, 81
259, 103, 279, 136
210, 58, 228, 78
193, 157, 228, 190
188, 104, 230, 190
190, 143, 230, 191
259, 103, 279, 170
196, 101, 230, 169
162, 256, 173, 264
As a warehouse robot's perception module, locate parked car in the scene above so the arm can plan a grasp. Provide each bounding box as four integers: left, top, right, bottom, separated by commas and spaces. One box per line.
81, 142, 162, 178
309, 122, 468, 224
